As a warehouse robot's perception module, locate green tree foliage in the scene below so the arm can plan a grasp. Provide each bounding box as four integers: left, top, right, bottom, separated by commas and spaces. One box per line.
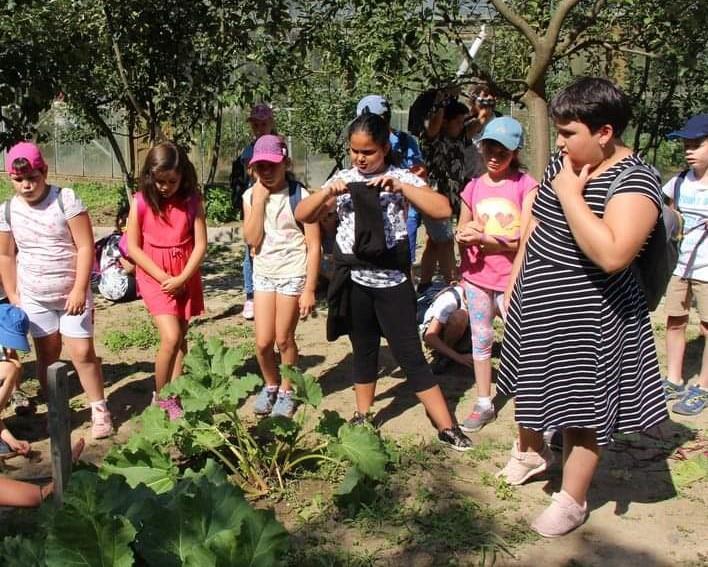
470, 0, 708, 175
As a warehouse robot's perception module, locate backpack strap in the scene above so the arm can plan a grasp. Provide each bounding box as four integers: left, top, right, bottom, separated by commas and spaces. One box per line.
288, 179, 304, 233
450, 286, 462, 310
432, 285, 462, 311
673, 169, 689, 213
2, 186, 64, 230
604, 164, 651, 206
3, 199, 11, 229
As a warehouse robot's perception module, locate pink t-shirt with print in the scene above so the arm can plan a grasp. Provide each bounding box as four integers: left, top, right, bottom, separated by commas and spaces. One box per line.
459, 171, 537, 291
0, 186, 86, 305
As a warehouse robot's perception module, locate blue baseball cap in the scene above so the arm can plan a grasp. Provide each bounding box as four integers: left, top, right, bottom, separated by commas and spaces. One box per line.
0, 304, 30, 352
356, 95, 391, 117
667, 114, 708, 140
479, 116, 524, 150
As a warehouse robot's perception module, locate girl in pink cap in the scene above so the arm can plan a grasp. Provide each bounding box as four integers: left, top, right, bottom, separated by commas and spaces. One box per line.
242, 135, 320, 418
126, 142, 207, 419
0, 142, 113, 439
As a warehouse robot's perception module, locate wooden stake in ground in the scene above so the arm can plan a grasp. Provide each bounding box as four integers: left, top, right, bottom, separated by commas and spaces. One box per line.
47, 361, 71, 506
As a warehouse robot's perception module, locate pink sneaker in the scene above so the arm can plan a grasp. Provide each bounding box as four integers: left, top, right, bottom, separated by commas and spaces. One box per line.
91, 406, 114, 439
157, 396, 183, 421
531, 490, 588, 538
496, 440, 554, 485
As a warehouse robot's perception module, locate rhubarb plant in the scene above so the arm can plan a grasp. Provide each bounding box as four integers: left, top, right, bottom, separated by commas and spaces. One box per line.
108, 334, 392, 509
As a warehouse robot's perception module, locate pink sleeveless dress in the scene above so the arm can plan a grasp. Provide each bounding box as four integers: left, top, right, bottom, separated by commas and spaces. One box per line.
135, 192, 204, 319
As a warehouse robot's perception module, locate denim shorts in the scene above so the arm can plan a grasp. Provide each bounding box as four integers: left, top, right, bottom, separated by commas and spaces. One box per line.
253, 274, 306, 296
423, 216, 454, 242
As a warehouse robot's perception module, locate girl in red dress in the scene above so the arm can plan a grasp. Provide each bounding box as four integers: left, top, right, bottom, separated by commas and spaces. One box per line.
127, 142, 207, 418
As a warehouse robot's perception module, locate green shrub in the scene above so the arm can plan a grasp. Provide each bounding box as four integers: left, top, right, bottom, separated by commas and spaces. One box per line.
204, 185, 236, 224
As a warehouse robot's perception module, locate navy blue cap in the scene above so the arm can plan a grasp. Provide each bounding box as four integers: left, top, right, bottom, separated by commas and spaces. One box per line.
667, 114, 708, 140
0, 304, 30, 352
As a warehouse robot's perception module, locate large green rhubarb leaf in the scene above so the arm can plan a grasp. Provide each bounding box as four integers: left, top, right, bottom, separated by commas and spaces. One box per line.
281, 364, 322, 408
0, 535, 44, 567
100, 438, 178, 494
134, 468, 287, 566
45, 472, 137, 567
329, 423, 388, 480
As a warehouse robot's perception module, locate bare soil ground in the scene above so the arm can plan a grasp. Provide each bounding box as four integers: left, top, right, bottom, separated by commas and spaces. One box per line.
2, 238, 707, 567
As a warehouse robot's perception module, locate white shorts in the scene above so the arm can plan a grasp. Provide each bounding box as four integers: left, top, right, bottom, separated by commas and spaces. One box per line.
22, 296, 94, 339
253, 274, 306, 296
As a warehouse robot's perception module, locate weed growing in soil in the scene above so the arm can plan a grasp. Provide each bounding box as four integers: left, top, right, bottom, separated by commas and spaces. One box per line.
480, 471, 516, 501
103, 319, 159, 352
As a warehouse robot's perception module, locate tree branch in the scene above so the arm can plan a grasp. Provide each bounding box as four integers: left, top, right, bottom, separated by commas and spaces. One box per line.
101, 3, 150, 124
556, 0, 606, 55
488, 0, 541, 51
545, 0, 585, 51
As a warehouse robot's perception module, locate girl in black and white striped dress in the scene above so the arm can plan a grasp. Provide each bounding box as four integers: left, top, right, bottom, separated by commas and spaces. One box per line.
496, 78, 668, 537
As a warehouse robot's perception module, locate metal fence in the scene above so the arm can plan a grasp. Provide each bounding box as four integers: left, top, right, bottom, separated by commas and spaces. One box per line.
0, 107, 418, 189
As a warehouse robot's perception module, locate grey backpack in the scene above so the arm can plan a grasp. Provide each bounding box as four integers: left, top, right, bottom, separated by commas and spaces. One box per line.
604, 166, 680, 311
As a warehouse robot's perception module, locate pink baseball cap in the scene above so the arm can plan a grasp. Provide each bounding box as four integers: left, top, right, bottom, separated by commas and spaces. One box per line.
249, 104, 273, 121
249, 135, 288, 165
6, 142, 47, 175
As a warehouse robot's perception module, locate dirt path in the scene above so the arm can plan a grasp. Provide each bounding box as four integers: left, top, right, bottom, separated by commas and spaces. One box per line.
3, 239, 707, 566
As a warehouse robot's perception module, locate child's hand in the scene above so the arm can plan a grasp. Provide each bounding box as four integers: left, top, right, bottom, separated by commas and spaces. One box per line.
299, 289, 316, 319
455, 222, 484, 245
327, 180, 349, 196
161, 276, 185, 296
10, 438, 30, 456
0, 428, 30, 456
252, 180, 270, 202
368, 176, 402, 193
552, 155, 590, 199
65, 288, 87, 315
453, 352, 476, 369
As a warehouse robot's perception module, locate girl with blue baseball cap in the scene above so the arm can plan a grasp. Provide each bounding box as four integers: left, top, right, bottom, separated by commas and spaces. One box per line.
455, 116, 538, 434
0, 304, 32, 459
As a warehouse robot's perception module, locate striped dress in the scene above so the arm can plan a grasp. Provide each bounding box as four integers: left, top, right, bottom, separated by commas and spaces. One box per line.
497, 154, 668, 446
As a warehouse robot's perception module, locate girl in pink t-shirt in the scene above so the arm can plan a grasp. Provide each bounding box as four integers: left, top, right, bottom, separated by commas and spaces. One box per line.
455, 117, 538, 433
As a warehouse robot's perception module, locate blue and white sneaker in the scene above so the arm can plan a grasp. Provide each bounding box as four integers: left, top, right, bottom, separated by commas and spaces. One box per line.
271, 391, 296, 418
253, 387, 278, 416
671, 385, 708, 416
661, 378, 686, 401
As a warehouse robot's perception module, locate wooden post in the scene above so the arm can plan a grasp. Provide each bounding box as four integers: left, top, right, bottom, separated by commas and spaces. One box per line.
47, 361, 71, 506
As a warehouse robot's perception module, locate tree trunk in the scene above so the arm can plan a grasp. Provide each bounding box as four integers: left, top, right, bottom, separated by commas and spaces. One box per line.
632, 57, 652, 153
522, 86, 550, 179
85, 106, 133, 200
206, 102, 223, 186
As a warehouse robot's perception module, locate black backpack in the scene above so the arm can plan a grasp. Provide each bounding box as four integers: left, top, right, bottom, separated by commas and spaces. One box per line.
604, 166, 682, 311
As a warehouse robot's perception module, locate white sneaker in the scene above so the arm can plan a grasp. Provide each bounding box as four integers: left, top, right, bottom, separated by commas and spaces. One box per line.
242, 299, 254, 320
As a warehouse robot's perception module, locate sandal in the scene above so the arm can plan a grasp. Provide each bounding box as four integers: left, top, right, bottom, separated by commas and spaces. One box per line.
11, 390, 35, 416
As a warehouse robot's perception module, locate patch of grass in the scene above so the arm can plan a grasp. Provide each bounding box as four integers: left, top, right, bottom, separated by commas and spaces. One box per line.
0, 178, 122, 225
480, 471, 516, 501
284, 545, 380, 567
103, 319, 160, 352
409, 497, 522, 564
465, 438, 512, 463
